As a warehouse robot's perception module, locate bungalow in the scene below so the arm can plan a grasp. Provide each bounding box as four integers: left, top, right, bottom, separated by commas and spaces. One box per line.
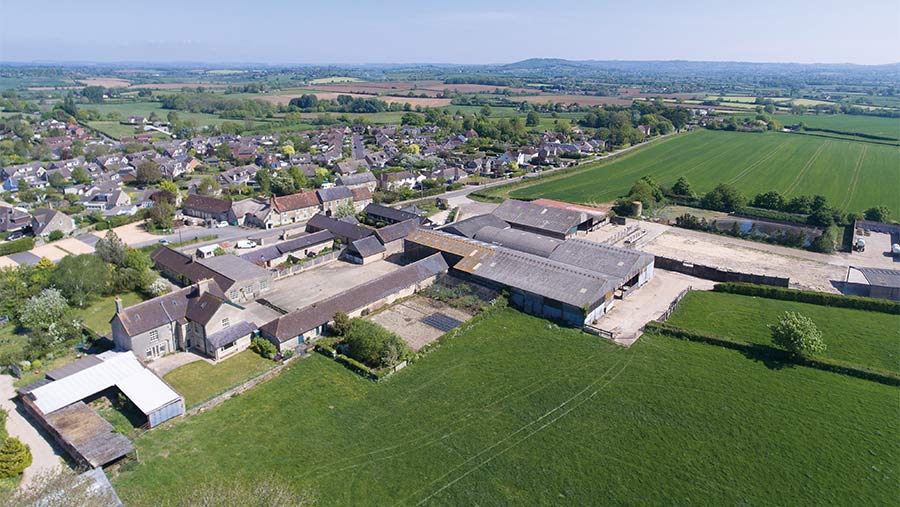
31, 208, 75, 237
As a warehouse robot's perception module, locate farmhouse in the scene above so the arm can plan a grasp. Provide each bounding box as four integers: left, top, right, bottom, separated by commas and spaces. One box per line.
259, 254, 448, 350
336, 171, 378, 191
405, 226, 653, 327
151, 246, 273, 303
263, 190, 320, 228
20, 351, 184, 469
316, 186, 355, 216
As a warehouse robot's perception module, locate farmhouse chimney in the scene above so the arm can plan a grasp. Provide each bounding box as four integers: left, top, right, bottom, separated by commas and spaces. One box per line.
114, 297, 123, 314
197, 278, 210, 295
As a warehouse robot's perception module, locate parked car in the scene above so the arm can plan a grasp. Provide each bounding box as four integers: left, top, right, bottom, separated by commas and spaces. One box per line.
216, 221, 229, 228
6, 232, 25, 241
235, 240, 257, 249
158, 238, 170, 245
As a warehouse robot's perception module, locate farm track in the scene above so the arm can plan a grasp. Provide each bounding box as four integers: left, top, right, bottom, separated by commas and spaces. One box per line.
783, 141, 830, 195
840, 145, 868, 210
725, 139, 791, 185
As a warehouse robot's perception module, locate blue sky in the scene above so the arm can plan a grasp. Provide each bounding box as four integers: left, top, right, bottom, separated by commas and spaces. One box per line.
1, 0, 898, 64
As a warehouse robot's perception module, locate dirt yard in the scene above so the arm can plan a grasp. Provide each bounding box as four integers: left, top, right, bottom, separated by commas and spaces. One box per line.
593, 270, 715, 346
368, 296, 472, 351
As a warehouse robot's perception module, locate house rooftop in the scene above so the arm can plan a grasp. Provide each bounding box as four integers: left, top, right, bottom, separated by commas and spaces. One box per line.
491, 199, 587, 236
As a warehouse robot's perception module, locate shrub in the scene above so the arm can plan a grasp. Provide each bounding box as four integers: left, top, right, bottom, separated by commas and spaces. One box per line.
0, 437, 32, 478
146, 278, 170, 297
342, 319, 410, 369
47, 230, 64, 242
863, 205, 892, 223
31, 359, 42, 370
770, 312, 826, 358
0, 237, 35, 256
331, 311, 351, 336
250, 338, 277, 360
713, 283, 900, 314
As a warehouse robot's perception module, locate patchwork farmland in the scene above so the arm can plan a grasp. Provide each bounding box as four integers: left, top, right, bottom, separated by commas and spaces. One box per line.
112, 309, 898, 506
508, 129, 900, 216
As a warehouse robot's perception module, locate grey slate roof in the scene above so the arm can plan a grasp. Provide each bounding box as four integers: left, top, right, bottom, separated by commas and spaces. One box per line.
364, 203, 419, 223
855, 267, 900, 288
441, 213, 510, 238
206, 320, 257, 348
276, 230, 334, 255
45, 356, 103, 381
337, 171, 376, 187
350, 236, 386, 258
473, 225, 562, 257
260, 254, 448, 342
316, 186, 353, 203
307, 214, 374, 242
375, 219, 419, 244
114, 281, 226, 337
197, 254, 272, 282
491, 199, 586, 236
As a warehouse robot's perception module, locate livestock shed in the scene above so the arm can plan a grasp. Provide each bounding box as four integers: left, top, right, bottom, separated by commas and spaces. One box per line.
364, 203, 420, 225
20, 351, 184, 468
405, 228, 653, 327
441, 213, 510, 239
491, 199, 596, 239
345, 235, 387, 264
307, 213, 375, 244
845, 266, 900, 301
259, 254, 448, 350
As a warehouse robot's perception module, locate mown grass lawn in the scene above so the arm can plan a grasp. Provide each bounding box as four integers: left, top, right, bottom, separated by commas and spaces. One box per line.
508, 129, 900, 217
113, 309, 898, 506
163, 350, 276, 408
667, 291, 900, 373
73, 291, 146, 337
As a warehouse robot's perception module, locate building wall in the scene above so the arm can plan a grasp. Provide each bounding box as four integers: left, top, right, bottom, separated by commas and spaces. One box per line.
212, 334, 252, 361
265, 205, 319, 228
321, 197, 353, 216
114, 319, 180, 361
148, 399, 185, 428
224, 275, 272, 303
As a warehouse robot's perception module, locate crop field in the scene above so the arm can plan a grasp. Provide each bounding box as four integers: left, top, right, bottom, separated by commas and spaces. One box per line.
776, 114, 900, 140
508, 130, 900, 216
667, 291, 900, 373
112, 309, 898, 506
309, 77, 364, 84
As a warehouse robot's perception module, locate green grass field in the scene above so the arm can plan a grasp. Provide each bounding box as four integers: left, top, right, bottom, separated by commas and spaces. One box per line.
112, 309, 898, 506
164, 350, 277, 407
667, 291, 900, 373
73, 291, 146, 336
775, 114, 900, 140
508, 130, 900, 216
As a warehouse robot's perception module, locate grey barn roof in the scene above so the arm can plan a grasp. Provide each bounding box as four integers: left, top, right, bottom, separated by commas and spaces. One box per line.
364, 203, 419, 223
307, 214, 374, 241
473, 225, 562, 257
337, 171, 376, 186
855, 267, 900, 288
375, 219, 419, 244
206, 320, 257, 348
441, 213, 510, 238
276, 230, 334, 254
349, 236, 386, 258
491, 199, 586, 235
549, 238, 654, 282
260, 254, 448, 342
197, 254, 272, 282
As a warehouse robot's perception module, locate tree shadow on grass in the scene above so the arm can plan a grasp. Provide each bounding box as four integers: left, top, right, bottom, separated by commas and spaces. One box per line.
737, 343, 797, 372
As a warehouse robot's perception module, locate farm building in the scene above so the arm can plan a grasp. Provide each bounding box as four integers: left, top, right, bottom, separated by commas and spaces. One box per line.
845, 266, 900, 301
345, 235, 386, 264
405, 227, 653, 327
182, 194, 234, 224
374, 219, 420, 256
490, 199, 602, 239
151, 246, 272, 303
363, 203, 420, 225
20, 351, 184, 469
112, 279, 258, 361
240, 230, 335, 268
306, 213, 375, 243
259, 254, 448, 351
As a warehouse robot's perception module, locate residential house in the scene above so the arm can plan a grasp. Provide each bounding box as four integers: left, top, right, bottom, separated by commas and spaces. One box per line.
31, 208, 75, 237
336, 171, 377, 191
316, 186, 354, 217
263, 190, 320, 228
182, 194, 234, 224
0, 203, 32, 233
150, 247, 273, 303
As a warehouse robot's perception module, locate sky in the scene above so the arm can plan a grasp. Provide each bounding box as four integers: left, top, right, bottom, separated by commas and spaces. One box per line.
1, 0, 898, 65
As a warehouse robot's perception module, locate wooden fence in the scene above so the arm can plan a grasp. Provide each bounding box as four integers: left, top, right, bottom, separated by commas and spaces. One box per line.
657, 286, 692, 322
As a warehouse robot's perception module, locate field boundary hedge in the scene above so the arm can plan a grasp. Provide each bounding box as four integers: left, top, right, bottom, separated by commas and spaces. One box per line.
0, 237, 35, 257
644, 321, 900, 386
713, 283, 900, 314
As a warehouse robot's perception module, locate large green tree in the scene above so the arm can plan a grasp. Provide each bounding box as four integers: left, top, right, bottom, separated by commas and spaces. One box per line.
50, 254, 111, 307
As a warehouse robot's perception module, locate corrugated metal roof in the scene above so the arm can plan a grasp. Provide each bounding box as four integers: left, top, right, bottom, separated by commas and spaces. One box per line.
473, 226, 562, 257
856, 267, 900, 288
550, 238, 654, 281
440, 213, 509, 238
29, 352, 183, 416
491, 199, 586, 235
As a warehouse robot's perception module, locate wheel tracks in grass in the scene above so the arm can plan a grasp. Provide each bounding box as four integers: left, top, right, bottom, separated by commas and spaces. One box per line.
724, 139, 792, 186
783, 141, 831, 196
839, 145, 868, 211
292, 349, 613, 480
405, 352, 636, 506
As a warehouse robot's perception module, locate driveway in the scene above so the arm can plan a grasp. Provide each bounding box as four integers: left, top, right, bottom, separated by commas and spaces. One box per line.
146, 352, 207, 376
0, 375, 62, 490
